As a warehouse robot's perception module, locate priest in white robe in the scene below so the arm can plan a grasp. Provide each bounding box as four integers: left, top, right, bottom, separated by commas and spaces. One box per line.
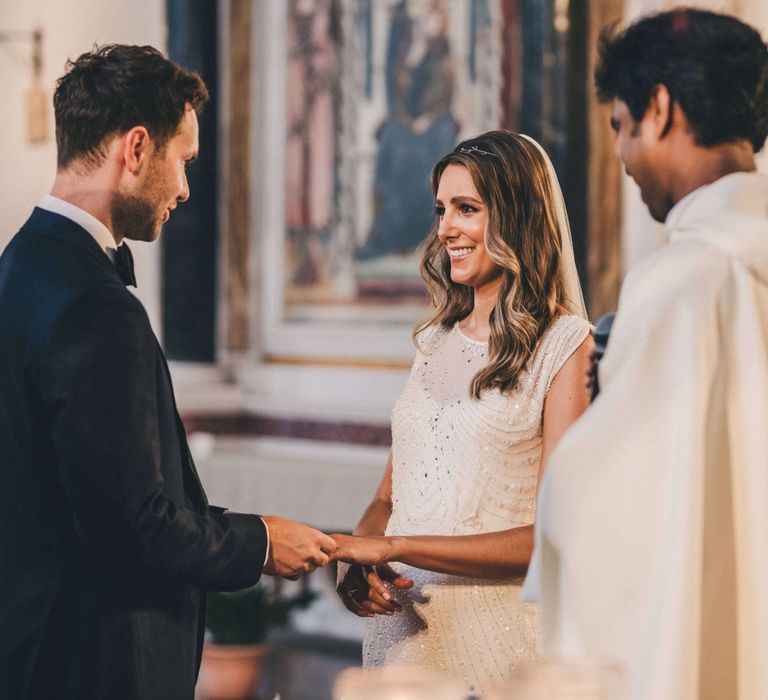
526, 9, 768, 700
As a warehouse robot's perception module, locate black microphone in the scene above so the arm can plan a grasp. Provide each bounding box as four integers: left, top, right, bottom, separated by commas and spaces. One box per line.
590, 312, 615, 401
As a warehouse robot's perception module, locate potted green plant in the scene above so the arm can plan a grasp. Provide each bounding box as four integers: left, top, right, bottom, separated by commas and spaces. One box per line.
197, 583, 317, 700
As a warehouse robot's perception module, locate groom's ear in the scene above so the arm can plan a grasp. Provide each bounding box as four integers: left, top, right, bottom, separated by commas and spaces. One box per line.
121, 126, 153, 176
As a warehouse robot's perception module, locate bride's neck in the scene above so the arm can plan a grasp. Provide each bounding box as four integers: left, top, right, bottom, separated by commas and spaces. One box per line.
459, 276, 502, 340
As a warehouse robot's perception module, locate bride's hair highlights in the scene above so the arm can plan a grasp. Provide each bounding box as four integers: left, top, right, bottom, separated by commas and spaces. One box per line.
415, 130, 570, 399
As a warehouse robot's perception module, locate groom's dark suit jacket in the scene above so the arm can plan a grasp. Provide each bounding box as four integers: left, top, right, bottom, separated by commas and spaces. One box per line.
0, 209, 268, 699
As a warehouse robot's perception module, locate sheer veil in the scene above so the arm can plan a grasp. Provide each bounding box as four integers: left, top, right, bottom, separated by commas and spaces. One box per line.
520, 134, 588, 319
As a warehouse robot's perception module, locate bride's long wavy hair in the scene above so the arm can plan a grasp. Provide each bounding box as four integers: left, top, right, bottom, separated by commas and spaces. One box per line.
415, 130, 570, 399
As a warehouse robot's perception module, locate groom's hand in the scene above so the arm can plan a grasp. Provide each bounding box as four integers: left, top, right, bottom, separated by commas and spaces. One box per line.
261, 515, 337, 578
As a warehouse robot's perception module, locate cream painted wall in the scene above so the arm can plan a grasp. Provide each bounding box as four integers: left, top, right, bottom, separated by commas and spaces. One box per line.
0, 0, 166, 335
619, 0, 768, 274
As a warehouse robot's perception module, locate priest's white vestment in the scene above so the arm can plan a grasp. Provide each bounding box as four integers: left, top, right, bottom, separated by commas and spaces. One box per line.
526, 171, 768, 700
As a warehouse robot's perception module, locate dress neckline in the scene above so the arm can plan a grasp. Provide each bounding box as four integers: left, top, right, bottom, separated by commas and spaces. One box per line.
453, 322, 488, 346
453, 314, 586, 348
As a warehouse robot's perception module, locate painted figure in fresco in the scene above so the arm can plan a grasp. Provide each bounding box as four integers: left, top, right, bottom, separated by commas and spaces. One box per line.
357, 0, 460, 260
285, 0, 341, 288
333, 131, 592, 695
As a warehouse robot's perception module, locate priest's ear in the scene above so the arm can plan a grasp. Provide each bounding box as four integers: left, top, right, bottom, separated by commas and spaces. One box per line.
645, 84, 678, 140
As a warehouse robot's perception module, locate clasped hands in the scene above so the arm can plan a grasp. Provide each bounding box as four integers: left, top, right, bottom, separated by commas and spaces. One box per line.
331, 533, 414, 618
261, 518, 412, 616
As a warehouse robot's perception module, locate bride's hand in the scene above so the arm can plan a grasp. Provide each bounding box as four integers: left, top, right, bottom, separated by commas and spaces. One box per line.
336, 561, 414, 617
330, 533, 396, 567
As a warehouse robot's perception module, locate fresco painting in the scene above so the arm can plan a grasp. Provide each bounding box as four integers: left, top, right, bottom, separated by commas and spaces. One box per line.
284, 0, 499, 321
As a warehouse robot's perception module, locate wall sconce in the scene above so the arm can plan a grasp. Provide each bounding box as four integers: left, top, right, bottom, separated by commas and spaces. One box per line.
0, 28, 47, 144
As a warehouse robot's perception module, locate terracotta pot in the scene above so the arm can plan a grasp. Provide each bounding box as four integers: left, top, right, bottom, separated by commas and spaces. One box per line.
198, 642, 270, 700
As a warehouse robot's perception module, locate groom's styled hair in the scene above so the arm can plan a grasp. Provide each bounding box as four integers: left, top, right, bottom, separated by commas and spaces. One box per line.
595, 8, 768, 152
53, 44, 208, 171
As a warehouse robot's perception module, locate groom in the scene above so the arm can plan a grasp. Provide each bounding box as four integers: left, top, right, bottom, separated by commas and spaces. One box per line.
0, 45, 335, 699
528, 8, 768, 700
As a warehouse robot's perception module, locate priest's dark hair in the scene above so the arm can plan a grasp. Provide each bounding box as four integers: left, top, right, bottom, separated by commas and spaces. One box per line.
54, 44, 208, 171
595, 8, 768, 152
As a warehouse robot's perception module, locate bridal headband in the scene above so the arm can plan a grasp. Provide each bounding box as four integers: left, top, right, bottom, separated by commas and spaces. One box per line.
458, 145, 498, 158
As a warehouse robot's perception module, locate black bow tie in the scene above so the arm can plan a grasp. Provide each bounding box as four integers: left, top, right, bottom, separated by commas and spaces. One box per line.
114, 243, 137, 287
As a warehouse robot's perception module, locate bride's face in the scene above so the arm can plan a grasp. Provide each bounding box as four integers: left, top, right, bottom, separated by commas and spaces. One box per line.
435, 164, 501, 290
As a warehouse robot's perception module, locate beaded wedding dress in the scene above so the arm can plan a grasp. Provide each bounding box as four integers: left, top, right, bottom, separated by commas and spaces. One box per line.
363, 315, 590, 694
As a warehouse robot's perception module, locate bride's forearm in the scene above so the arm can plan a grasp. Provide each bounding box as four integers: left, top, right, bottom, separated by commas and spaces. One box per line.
389, 525, 534, 579
352, 450, 395, 537
337, 498, 392, 586
353, 497, 391, 537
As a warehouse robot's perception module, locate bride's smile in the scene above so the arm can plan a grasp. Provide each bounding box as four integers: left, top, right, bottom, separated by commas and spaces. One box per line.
447, 246, 475, 259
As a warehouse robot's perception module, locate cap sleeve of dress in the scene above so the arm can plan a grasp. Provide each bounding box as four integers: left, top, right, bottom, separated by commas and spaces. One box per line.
530, 315, 592, 396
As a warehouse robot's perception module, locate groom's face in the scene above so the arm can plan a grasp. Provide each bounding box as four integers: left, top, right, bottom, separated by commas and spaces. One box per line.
113, 106, 199, 242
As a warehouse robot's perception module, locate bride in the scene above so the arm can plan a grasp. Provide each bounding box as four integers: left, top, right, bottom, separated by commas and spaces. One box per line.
332, 130, 592, 694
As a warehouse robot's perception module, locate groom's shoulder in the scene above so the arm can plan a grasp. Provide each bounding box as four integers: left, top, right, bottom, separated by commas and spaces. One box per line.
3, 208, 118, 283
4, 208, 77, 262
0, 209, 139, 330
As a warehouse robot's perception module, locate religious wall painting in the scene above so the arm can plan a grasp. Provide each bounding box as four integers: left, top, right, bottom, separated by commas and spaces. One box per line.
283, 0, 501, 324
284, 0, 343, 299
